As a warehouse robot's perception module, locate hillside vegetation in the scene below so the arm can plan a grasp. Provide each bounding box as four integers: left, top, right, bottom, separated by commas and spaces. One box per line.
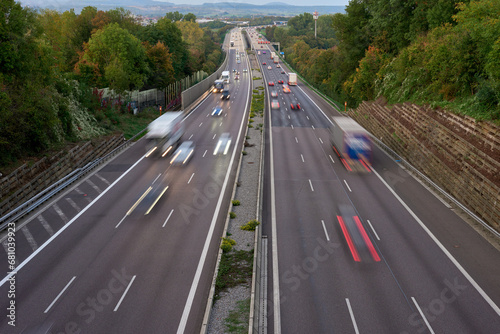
0, 1, 227, 169
265, 0, 499, 121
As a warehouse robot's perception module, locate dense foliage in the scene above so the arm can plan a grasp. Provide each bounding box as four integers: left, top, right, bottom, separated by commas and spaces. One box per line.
267, 0, 499, 120
0, 2, 226, 168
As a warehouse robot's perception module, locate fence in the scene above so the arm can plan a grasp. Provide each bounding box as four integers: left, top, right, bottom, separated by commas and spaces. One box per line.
98, 70, 209, 112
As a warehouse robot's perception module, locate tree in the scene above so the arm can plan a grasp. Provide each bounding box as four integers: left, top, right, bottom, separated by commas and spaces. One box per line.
139, 17, 191, 78
144, 41, 175, 89
184, 13, 197, 23
165, 11, 184, 22
76, 23, 149, 92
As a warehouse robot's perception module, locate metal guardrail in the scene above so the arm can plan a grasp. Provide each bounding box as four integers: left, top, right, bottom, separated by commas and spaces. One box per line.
0, 129, 146, 232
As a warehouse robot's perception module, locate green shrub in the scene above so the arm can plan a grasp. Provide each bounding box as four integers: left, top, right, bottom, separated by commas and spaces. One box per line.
230, 212, 237, 219
232, 200, 241, 206
220, 237, 236, 253
242, 151, 247, 155
241, 220, 260, 231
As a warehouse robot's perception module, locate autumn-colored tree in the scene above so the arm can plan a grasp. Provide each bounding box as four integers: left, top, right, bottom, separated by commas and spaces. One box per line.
144, 41, 175, 89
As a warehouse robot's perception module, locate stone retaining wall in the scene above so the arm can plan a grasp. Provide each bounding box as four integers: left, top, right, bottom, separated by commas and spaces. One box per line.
348, 101, 500, 231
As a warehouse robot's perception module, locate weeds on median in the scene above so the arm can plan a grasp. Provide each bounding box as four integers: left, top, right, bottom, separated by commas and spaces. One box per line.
215, 249, 254, 300
224, 298, 250, 333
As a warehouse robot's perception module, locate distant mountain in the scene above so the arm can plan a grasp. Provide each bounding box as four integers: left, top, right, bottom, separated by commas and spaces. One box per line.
21, 0, 344, 17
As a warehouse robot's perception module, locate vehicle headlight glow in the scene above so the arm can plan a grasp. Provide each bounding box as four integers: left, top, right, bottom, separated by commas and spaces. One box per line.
162, 146, 173, 157
170, 150, 181, 164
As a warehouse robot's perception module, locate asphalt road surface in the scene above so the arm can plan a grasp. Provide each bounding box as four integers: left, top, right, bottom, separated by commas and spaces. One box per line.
250, 30, 500, 334
0, 29, 251, 334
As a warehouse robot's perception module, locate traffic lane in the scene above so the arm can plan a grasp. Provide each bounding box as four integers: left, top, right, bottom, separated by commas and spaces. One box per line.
0, 129, 236, 332
327, 147, 500, 332
0, 75, 250, 332
271, 128, 422, 333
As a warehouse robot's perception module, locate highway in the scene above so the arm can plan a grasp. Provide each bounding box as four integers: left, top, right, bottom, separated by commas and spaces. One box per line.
249, 29, 500, 333
0, 29, 251, 334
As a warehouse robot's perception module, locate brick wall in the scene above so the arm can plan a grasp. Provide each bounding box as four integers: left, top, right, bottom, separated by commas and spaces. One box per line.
349, 101, 500, 232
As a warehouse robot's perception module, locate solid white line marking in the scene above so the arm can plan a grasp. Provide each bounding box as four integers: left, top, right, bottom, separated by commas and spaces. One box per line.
295, 137, 298, 143
45, 276, 76, 313
188, 173, 195, 184
329, 155, 335, 164
163, 209, 174, 228
38, 215, 54, 236
321, 220, 330, 241
65, 198, 81, 212
220, 122, 223, 127
86, 179, 102, 194
319, 137, 323, 144
114, 275, 136, 312
203, 150, 207, 157
199, 122, 203, 127
0, 157, 146, 287
95, 173, 111, 186
301, 154, 304, 162
291, 125, 294, 129
213, 134, 217, 140
367, 220, 380, 240
371, 167, 500, 316
288, 115, 290, 119
53, 203, 68, 224
311, 125, 315, 130
309, 179, 314, 192
21, 226, 37, 251
412, 297, 435, 334
346, 298, 360, 334
189, 134, 193, 140
152, 173, 162, 184
344, 180, 352, 192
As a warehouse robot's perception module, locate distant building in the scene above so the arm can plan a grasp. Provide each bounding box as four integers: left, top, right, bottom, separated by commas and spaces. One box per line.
273, 21, 287, 26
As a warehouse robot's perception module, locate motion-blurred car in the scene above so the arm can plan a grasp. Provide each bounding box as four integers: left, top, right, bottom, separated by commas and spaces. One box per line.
270, 90, 278, 98
212, 106, 223, 116
262, 62, 266, 65
233, 68, 237, 72
271, 99, 280, 109
282, 85, 291, 93
243, 68, 248, 73
268, 81, 275, 86
278, 80, 284, 84
277, 64, 280, 68
290, 103, 301, 110
281, 70, 285, 74
170, 141, 195, 165
263, 51, 266, 54
267, 66, 272, 70
214, 133, 231, 155
235, 74, 239, 80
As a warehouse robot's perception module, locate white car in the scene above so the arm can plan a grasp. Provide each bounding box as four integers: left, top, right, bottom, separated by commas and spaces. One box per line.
214, 133, 231, 155
170, 141, 194, 165
243, 68, 248, 73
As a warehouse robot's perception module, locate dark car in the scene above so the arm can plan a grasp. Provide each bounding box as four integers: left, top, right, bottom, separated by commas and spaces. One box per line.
268, 81, 275, 86
278, 80, 284, 84
221, 90, 230, 100
290, 103, 301, 110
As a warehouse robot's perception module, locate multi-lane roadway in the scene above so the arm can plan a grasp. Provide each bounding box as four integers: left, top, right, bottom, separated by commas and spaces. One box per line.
0, 29, 251, 334
249, 29, 500, 334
